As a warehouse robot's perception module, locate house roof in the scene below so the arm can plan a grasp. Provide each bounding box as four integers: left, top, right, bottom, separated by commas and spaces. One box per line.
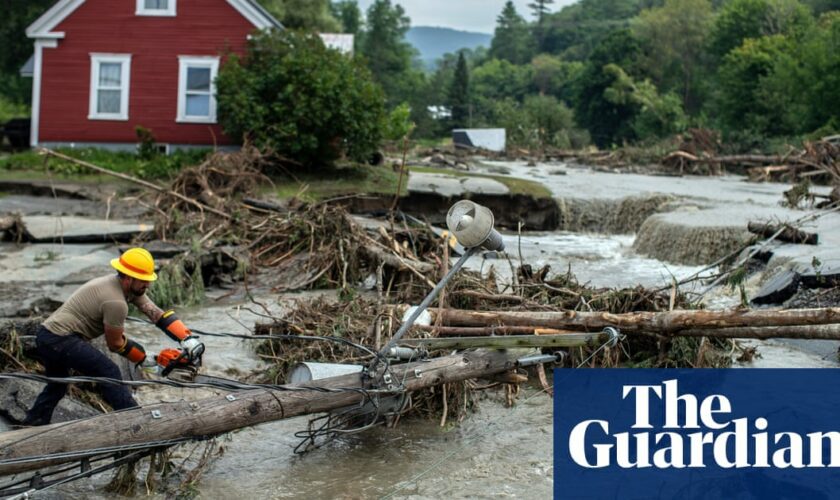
26, 0, 282, 38
19, 55, 35, 77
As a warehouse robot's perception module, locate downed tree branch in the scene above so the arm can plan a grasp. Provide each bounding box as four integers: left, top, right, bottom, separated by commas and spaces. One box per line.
747, 221, 818, 245
41, 148, 232, 220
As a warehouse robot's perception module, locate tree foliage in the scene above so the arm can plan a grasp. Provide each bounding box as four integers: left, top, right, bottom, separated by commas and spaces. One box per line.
330, 0, 363, 36
358, 0, 417, 105
489, 1, 535, 64
216, 30, 385, 166
708, 0, 814, 60
257, 0, 341, 32
633, 0, 714, 113
449, 52, 470, 129
574, 29, 644, 147
0, 0, 55, 105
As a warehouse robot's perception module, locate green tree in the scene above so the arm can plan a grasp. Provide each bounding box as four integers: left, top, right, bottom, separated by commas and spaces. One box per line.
708, 0, 814, 60
489, 1, 535, 65
472, 60, 532, 102
574, 29, 643, 147
257, 0, 341, 31
330, 1, 363, 35
358, 0, 417, 106
540, 0, 647, 61
633, 0, 713, 113
449, 52, 471, 128
491, 95, 585, 150
603, 64, 688, 138
759, 11, 840, 135
0, 0, 55, 105
714, 34, 794, 135
528, 0, 555, 23
530, 54, 584, 104
216, 31, 385, 166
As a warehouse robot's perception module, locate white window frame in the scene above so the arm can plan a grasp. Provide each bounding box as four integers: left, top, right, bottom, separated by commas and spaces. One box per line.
136, 0, 176, 17
176, 56, 220, 124
88, 53, 131, 121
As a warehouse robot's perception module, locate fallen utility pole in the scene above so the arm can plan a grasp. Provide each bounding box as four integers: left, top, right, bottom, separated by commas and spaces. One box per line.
0, 350, 522, 476
415, 307, 840, 334
400, 332, 609, 350
416, 325, 581, 336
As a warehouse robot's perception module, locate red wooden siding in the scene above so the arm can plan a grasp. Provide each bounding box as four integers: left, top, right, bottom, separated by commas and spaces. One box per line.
38, 0, 256, 145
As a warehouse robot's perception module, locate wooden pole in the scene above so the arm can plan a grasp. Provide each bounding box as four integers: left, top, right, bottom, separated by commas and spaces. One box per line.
420, 307, 840, 334
672, 324, 840, 340
420, 323, 840, 341
0, 350, 520, 475
40, 148, 232, 220
398, 332, 608, 350
417, 325, 581, 336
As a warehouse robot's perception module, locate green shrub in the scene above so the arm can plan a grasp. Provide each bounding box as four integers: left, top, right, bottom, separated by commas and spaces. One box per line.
0, 95, 28, 124
216, 30, 386, 167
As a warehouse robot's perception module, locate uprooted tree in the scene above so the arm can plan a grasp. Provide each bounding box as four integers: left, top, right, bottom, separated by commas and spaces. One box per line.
216, 30, 386, 167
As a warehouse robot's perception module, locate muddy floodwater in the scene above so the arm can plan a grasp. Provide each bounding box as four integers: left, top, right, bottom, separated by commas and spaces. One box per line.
2, 162, 838, 499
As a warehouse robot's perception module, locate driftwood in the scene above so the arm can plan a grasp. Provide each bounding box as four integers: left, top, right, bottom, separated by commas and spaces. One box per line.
0, 350, 523, 475
663, 139, 839, 182
747, 221, 818, 245
412, 307, 840, 334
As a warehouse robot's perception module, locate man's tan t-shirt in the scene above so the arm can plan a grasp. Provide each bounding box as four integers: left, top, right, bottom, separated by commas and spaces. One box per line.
43, 275, 151, 340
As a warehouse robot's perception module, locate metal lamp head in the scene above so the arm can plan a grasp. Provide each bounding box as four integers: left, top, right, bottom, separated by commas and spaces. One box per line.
445, 200, 505, 251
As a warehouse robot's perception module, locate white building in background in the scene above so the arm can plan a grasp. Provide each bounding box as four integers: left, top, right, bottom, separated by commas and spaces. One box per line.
452, 128, 506, 152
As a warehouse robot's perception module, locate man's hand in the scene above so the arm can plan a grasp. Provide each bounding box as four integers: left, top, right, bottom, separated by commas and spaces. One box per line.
180, 336, 205, 363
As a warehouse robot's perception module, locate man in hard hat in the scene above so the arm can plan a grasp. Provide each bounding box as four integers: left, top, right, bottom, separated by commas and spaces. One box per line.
22, 247, 205, 426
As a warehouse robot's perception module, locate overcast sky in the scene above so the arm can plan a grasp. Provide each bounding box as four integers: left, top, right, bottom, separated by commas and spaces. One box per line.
355, 0, 578, 34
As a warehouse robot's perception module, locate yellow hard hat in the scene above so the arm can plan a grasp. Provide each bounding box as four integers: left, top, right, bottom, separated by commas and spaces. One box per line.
111, 247, 157, 281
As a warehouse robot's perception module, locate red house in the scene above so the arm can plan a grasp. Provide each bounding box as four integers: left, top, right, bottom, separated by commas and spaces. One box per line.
25, 0, 281, 151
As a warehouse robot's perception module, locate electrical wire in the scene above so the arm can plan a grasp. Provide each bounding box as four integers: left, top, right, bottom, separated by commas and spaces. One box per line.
0, 372, 389, 397
126, 316, 385, 361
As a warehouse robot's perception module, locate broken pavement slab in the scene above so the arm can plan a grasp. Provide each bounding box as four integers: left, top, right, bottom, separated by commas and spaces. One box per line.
19, 215, 153, 243
408, 171, 510, 197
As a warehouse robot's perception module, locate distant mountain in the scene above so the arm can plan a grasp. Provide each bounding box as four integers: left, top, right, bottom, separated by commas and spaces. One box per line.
406, 26, 492, 69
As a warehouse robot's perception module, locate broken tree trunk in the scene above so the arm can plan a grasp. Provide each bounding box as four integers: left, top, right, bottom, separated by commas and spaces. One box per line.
0, 350, 521, 476
399, 332, 609, 350
747, 222, 818, 245
416, 307, 840, 334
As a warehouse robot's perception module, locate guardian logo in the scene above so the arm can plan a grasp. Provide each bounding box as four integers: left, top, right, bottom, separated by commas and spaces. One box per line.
555, 369, 840, 499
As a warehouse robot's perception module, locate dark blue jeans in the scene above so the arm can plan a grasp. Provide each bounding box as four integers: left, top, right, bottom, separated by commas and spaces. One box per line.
25, 325, 138, 425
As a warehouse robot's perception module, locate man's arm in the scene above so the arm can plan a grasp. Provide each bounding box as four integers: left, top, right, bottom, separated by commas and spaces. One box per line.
135, 296, 164, 323
104, 324, 146, 364
135, 296, 205, 361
